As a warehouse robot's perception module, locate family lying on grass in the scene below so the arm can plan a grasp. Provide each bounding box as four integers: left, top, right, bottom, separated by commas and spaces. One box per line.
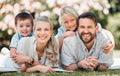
0, 6, 115, 73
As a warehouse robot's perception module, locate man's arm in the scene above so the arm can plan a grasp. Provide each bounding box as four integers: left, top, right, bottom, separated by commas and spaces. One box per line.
63, 63, 78, 71
61, 37, 77, 71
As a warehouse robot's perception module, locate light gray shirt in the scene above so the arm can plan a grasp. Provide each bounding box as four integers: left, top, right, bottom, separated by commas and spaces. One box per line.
61, 31, 113, 67
16, 36, 59, 67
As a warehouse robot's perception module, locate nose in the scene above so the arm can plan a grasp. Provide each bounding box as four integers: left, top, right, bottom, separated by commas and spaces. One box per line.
41, 30, 45, 34
68, 22, 72, 27
23, 26, 27, 30
83, 28, 89, 33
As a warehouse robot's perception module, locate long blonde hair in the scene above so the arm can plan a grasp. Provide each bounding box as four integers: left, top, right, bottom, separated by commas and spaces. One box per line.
34, 16, 59, 67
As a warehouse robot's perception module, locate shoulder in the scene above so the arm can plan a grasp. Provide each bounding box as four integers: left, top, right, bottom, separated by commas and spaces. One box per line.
19, 36, 35, 44
96, 31, 110, 46
55, 26, 66, 40
63, 35, 77, 46
57, 26, 66, 33
97, 31, 109, 40
11, 32, 19, 38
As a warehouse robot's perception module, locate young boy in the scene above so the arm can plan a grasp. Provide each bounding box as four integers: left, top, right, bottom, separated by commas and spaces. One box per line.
9, 12, 33, 71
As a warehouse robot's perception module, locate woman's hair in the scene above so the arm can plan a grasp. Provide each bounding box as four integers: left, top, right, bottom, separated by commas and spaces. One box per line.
15, 12, 33, 26
34, 16, 59, 67
59, 6, 79, 25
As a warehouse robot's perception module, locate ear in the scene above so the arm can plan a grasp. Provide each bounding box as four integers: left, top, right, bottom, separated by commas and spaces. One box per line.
95, 25, 99, 32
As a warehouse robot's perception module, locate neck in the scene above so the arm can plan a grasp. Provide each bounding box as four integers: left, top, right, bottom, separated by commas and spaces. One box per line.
36, 42, 47, 52
84, 39, 95, 51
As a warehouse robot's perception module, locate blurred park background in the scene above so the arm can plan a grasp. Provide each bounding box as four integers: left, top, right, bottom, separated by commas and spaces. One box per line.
0, 0, 120, 51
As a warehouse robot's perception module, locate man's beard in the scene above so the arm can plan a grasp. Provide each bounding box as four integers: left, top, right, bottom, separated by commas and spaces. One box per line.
80, 32, 96, 44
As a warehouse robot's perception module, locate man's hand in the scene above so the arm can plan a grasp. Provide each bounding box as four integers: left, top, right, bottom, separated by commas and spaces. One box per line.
77, 56, 98, 71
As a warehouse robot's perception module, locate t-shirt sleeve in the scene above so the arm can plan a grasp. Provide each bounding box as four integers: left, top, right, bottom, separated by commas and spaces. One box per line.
9, 33, 19, 48
55, 26, 65, 41
61, 38, 76, 66
98, 50, 113, 67
97, 32, 114, 67
16, 37, 28, 54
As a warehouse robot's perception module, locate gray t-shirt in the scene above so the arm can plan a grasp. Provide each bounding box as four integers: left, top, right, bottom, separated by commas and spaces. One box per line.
16, 36, 59, 67
61, 31, 113, 67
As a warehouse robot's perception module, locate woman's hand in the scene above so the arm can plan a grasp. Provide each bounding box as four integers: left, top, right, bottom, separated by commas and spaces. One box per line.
26, 65, 55, 73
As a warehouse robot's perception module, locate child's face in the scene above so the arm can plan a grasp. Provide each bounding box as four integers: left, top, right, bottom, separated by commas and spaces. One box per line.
62, 14, 77, 31
16, 19, 32, 37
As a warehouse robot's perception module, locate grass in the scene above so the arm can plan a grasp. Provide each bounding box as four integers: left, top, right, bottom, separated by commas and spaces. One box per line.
0, 50, 120, 76
1, 69, 120, 76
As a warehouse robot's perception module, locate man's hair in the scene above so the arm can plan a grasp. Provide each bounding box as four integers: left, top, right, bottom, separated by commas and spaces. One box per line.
15, 12, 33, 26
77, 12, 98, 26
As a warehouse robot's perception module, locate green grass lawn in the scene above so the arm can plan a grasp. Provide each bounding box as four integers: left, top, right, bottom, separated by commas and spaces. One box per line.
1, 69, 120, 76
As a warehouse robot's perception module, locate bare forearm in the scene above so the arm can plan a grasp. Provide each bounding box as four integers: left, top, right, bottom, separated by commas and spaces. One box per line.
63, 63, 78, 71
59, 35, 65, 51
26, 65, 39, 72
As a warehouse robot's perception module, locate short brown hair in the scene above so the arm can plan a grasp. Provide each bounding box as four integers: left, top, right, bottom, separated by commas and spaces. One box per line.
15, 12, 33, 26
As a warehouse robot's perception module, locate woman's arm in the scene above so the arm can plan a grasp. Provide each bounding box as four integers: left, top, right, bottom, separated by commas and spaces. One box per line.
26, 65, 55, 73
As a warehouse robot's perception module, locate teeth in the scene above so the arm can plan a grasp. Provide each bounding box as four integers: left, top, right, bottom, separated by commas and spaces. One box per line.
83, 34, 89, 37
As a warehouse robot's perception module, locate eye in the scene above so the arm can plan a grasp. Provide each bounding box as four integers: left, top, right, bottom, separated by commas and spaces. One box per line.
19, 25, 23, 27
79, 25, 84, 29
45, 28, 50, 31
64, 21, 68, 24
26, 24, 31, 27
88, 26, 92, 29
71, 19, 75, 22
36, 28, 41, 31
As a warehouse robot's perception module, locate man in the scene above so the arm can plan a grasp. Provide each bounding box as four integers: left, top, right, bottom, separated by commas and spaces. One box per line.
61, 12, 113, 71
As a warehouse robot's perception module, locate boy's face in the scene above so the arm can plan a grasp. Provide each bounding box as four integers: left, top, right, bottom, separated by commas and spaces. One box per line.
16, 19, 32, 37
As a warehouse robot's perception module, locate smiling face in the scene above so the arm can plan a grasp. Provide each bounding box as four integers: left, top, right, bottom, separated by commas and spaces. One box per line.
34, 21, 52, 43
62, 14, 77, 31
16, 19, 32, 37
78, 18, 98, 43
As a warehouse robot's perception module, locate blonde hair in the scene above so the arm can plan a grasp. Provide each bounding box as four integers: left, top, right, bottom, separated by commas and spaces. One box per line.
34, 16, 59, 67
59, 6, 79, 25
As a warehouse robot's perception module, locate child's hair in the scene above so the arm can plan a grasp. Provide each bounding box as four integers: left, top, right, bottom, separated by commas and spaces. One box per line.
59, 6, 79, 25
15, 12, 33, 26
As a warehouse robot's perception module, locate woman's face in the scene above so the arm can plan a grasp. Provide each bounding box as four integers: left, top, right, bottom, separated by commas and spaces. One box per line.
62, 14, 77, 31
34, 21, 52, 43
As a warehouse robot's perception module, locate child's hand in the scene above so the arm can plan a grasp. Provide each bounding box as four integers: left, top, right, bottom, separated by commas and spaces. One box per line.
20, 64, 27, 72
102, 41, 113, 54
16, 64, 26, 72
64, 31, 76, 38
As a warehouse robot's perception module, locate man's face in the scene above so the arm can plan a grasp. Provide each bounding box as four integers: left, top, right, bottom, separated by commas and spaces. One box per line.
78, 18, 98, 43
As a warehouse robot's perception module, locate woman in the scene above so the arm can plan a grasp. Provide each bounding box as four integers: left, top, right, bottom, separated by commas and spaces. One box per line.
12, 16, 59, 73
56, 6, 114, 53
